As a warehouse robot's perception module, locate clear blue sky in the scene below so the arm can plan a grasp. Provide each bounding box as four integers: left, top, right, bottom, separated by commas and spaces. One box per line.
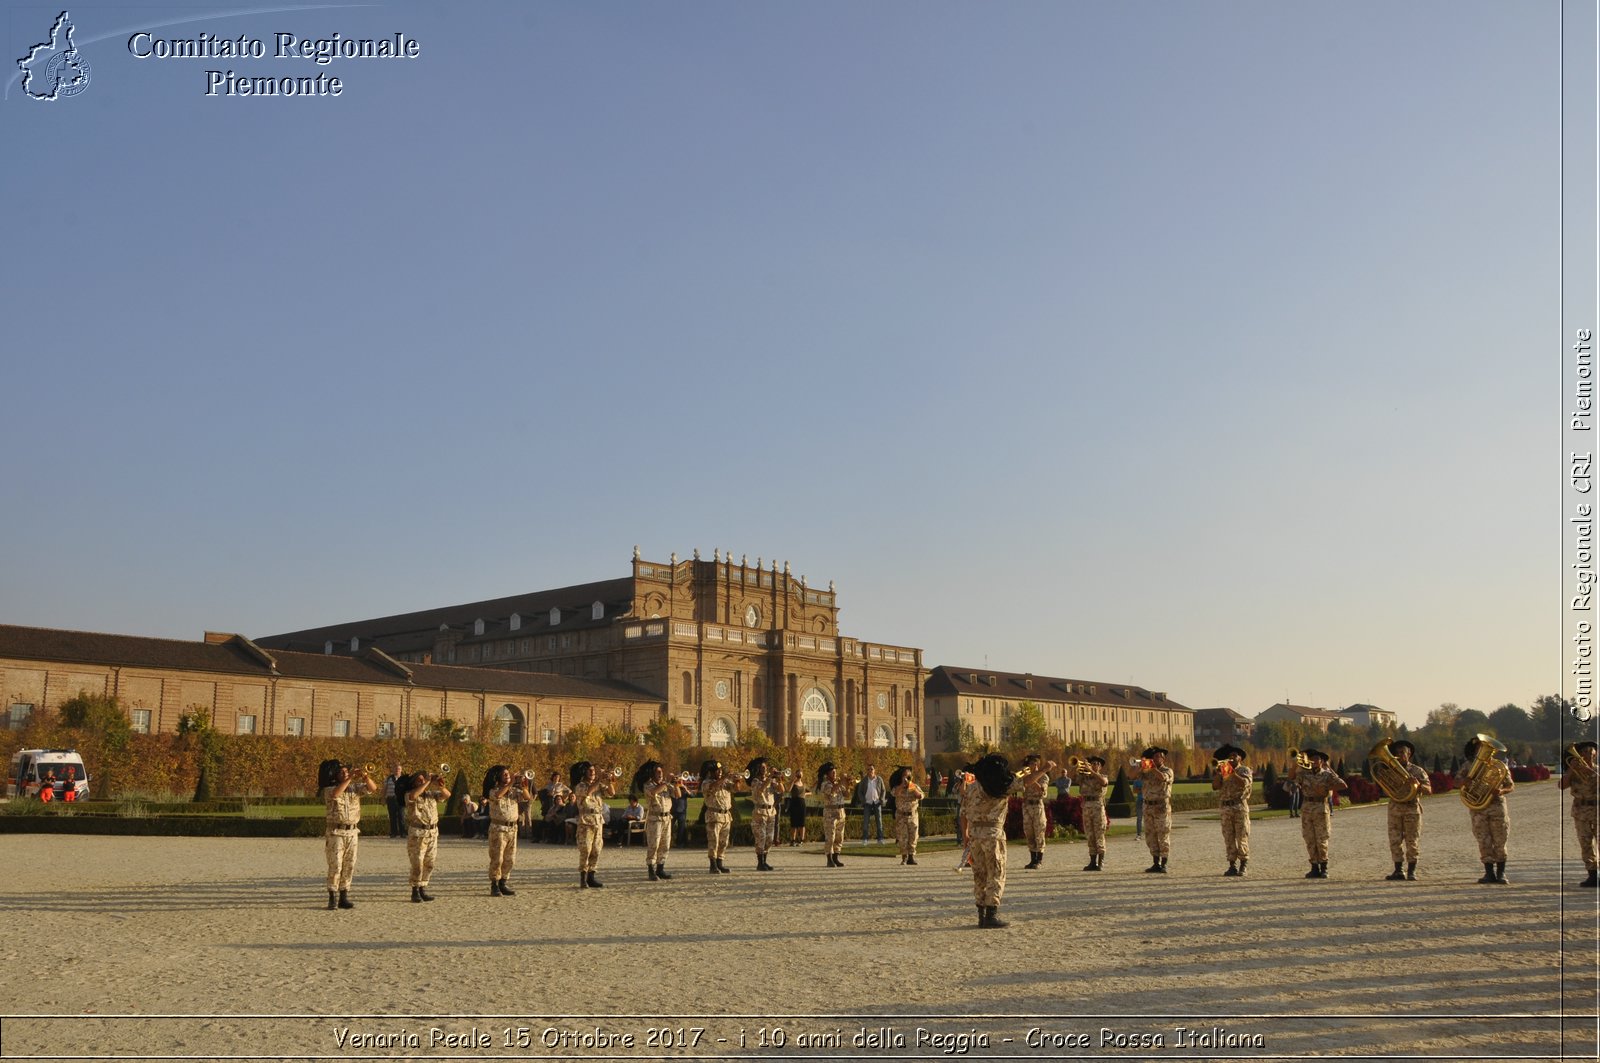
1, 2, 1558, 727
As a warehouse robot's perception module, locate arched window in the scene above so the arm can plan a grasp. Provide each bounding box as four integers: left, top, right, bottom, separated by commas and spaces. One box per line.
800, 686, 834, 744
494, 704, 524, 745
682, 671, 694, 705
902, 732, 917, 750
709, 717, 734, 747
873, 724, 892, 748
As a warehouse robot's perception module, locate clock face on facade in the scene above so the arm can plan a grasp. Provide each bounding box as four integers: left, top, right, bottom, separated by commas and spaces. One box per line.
715, 680, 730, 701
744, 604, 759, 628
876, 692, 887, 709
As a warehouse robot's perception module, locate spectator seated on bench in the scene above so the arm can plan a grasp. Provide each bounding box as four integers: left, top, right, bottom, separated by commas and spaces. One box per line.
459, 793, 490, 839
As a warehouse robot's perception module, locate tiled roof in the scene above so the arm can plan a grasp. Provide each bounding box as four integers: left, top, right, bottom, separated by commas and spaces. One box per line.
925, 665, 1192, 713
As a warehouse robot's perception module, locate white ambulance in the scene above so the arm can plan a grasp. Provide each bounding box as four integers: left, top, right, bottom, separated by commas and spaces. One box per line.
6, 748, 91, 801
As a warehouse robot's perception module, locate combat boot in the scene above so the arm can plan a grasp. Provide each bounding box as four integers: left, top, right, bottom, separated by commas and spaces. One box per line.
657, 863, 672, 880
1583, 868, 1598, 887
709, 858, 719, 874
1024, 852, 1040, 869
982, 906, 1009, 928
1478, 862, 1497, 884
327, 890, 338, 910
905, 855, 917, 866
1405, 862, 1417, 881
491, 879, 504, 896
1224, 862, 1238, 877
498, 879, 516, 896
1494, 861, 1508, 884
1237, 858, 1248, 876
586, 871, 604, 889
411, 886, 422, 903
417, 886, 434, 902
337, 890, 354, 909
648, 863, 659, 881
1386, 862, 1406, 881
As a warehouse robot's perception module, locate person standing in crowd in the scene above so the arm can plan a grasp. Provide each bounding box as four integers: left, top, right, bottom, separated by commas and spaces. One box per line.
1019, 753, 1055, 870
857, 764, 885, 846
383, 763, 405, 839
572, 761, 615, 888
484, 766, 528, 896
818, 763, 855, 866
961, 753, 1017, 928
1383, 739, 1433, 882
889, 765, 925, 865
1559, 740, 1599, 887
404, 768, 450, 902
1074, 756, 1109, 871
701, 760, 735, 874
1133, 747, 1174, 873
1210, 745, 1253, 877
747, 758, 784, 871
1290, 749, 1348, 879
635, 761, 683, 881
927, 767, 942, 800
1463, 736, 1514, 884
319, 760, 375, 910
785, 771, 810, 847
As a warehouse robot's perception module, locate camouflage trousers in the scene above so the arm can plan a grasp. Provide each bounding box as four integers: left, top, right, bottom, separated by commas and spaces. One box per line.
705, 813, 731, 860
324, 829, 358, 890
895, 812, 919, 858
646, 816, 671, 865
1143, 803, 1171, 859
1082, 800, 1106, 856
1387, 801, 1422, 863
488, 823, 518, 880
1301, 804, 1331, 862
751, 807, 777, 855
1575, 803, 1598, 870
969, 835, 1006, 907
1023, 802, 1047, 852
1219, 804, 1250, 862
1470, 802, 1508, 862
823, 806, 847, 855
576, 822, 602, 872
407, 828, 438, 886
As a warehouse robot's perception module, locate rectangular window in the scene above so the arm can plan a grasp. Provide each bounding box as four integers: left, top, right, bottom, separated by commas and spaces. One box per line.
131, 709, 152, 734
376, 722, 396, 739
287, 717, 306, 737
542, 728, 555, 744
332, 719, 351, 738
237, 714, 257, 735
7, 704, 33, 730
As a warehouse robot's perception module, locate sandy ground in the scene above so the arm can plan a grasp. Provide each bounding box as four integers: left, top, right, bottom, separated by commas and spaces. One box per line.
0, 783, 1595, 1062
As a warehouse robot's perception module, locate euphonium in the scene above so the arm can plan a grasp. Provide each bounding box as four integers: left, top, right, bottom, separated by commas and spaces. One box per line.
1367, 740, 1421, 803
1565, 744, 1599, 788
1459, 734, 1510, 812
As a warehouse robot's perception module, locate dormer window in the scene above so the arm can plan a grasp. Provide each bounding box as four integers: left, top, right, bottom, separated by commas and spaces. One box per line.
349, 637, 359, 653
509, 613, 521, 631
324, 640, 334, 655
549, 608, 561, 626
591, 601, 604, 620
473, 618, 485, 636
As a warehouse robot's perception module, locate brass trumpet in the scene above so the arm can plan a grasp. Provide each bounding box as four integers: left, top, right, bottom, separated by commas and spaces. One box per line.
1565, 743, 1598, 787
1288, 748, 1312, 770
1066, 755, 1092, 776
439, 762, 451, 776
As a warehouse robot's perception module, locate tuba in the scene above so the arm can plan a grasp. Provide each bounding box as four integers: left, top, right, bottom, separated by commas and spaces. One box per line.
1367, 741, 1421, 803
1565, 743, 1599, 789
1459, 735, 1510, 812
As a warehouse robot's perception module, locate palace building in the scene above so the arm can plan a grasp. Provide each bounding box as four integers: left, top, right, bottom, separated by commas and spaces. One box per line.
256, 548, 927, 749
924, 665, 1195, 752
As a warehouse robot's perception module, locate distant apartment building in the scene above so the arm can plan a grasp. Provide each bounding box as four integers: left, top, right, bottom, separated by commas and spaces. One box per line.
1193, 707, 1253, 751
924, 666, 1195, 752
1255, 702, 1343, 733
1338, 703, 1397, 729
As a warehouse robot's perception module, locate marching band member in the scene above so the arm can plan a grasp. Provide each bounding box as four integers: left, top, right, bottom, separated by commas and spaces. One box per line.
404, 767, 451, 902
1382, 739, 1432, 882
1133, 746, 1175, 873
961, 753, 1018, 928
1075, 755, 1109, 871
1210, 745, 1253, 877
1289, 748, 1347, 879
1019, 753, 1055, 870
701, 759, 735, 874
484, 765, 528, 896
319, 760, 375, 910
747, 758, 783, 871
571, 761, 615, 889
889, 766, 925, 865
1463, 736, 1514, 884
817, 762, 854, 867
634, 761, 682, 882
1558, 740, 1599, 888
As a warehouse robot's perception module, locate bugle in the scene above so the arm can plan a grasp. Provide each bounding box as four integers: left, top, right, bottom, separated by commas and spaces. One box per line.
1565, 743, 1599, 788
1288, 748, 1312, 770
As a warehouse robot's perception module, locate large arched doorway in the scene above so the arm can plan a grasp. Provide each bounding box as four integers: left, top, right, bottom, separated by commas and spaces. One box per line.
494, 704, 525, 745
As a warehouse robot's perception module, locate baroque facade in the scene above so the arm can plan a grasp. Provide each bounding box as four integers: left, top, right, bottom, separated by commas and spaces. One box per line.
924, 666, 1195, 752
257, 549, 926, 749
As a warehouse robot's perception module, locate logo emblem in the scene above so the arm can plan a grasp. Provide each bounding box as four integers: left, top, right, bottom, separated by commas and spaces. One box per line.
18, 11, 91, 101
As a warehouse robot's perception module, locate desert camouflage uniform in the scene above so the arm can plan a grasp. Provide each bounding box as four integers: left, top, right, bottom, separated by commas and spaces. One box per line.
749, 775, 782, 856
961, 780, 1012, 906
703, 780, 733, 861
405, 781, 447, 887
1470, 789, 1511, 863
1077, 771, 1108, 856
1021, 771, 1050, 854
487, 793, 520, 882
1385, 763, 1432, 863
574, 783, 608, 872
322, 780, 373, 890
1217, 765, 1253, 863
820, 780, 849, 856
1569, 770, 1599, 870
1295, 769, 1341, 863
644, 780, 675, 867
892, 781, 923, 859
1139, 765, 1175, 859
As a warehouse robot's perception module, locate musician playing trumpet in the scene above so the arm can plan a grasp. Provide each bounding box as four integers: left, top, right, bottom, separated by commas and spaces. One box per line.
1210, 745, 1253, 877
484, 765, 529, 897
633, 760, 683, 882
1131, 747, 1175, 874
319, 760, 375, 910
817, 762, 856, 867
1558, 740, 1599, 888
1462, 736, 1514, 884
571, 761, 616, 889
404, 767, 451, 902
889, 766, 925, 865
1072, 755, 1110, 871
1018, 754, 1056, 870
746, 758, 784, 872
1288, 748, 1347, 879
700, 760, 736, 874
